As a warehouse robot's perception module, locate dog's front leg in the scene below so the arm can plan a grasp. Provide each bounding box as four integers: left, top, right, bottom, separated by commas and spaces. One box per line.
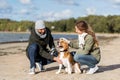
67, 62, 72, 74
74, 63, 81, 74
56, 64, 62, 74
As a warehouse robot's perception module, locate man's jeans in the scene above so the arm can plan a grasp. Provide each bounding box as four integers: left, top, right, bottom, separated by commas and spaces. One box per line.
74, 54, 98, 68
27, 43, 47, 68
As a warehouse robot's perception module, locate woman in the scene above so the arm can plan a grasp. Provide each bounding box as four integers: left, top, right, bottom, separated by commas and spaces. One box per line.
62, 21, 101, 74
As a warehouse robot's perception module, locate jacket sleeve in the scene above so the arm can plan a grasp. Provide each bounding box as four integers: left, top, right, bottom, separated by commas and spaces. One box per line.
49, 35, 55, 49
39, 49, 54, 60
69, 40, 79, 49
47, 28, 55, 49
77, 35, 94, 54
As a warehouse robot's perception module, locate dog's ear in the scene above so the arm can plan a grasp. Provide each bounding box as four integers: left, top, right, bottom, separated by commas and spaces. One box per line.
59, 38, 64, 41
60, 37, 66, 41
60, 37, 70, 44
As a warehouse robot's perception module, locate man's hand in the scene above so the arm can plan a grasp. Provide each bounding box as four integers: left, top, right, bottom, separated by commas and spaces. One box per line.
50, 48, 58, 57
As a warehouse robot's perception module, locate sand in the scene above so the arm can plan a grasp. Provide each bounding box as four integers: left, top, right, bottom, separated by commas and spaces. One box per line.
0, 33, 120, 80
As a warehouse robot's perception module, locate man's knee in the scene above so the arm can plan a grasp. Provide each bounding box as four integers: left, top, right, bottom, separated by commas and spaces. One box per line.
27, 43, 39, 57
28, 43, 38, 50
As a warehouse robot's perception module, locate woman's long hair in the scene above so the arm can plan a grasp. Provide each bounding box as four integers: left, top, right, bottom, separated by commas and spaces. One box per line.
75, 20, 99, 47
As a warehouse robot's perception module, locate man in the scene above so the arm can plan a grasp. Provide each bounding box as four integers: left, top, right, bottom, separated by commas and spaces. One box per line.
26, 20, 61, 74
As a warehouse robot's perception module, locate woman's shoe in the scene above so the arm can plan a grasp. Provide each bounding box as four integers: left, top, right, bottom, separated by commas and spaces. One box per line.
86, 65, 99, 74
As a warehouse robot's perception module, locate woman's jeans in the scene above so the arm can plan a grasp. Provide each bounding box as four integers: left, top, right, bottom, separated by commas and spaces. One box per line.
74, 54, 98, 68
27, 43, 47, 68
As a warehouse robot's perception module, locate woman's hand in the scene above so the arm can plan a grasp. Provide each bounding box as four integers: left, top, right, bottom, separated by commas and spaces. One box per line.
53, 57, 62, 64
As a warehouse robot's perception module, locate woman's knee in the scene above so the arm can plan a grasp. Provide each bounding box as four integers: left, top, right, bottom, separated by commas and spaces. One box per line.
74, 54, 85, 62
74, 54, 80, 62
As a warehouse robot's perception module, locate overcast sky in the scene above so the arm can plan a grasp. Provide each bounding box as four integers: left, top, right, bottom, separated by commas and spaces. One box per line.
0, 0, 120, 21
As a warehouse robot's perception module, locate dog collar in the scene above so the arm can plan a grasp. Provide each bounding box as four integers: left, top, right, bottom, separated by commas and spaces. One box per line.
60, 50, 68, 52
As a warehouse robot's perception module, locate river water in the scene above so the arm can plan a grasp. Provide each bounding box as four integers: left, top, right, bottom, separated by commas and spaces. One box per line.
0, 32, 78, 43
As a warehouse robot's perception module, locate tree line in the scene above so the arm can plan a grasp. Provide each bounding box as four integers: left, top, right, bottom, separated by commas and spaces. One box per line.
0, 15, 120, 33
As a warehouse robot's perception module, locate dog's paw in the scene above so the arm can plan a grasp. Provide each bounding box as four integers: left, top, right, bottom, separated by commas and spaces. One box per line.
65, 68, 68, 72
68, 72, 72, 74
74, 68, 81, 74
75, 70, 81, 74
56, 71, 60, 74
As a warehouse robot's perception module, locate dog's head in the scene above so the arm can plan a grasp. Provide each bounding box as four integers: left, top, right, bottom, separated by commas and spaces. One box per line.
57, 38, 69, 51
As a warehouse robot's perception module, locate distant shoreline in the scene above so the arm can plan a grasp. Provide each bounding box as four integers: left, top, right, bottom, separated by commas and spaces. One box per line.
0, 31, 120, 35
0, 31, 120, 37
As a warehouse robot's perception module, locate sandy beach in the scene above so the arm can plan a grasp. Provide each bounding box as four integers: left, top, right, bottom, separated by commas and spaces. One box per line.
0, 33, 120, 80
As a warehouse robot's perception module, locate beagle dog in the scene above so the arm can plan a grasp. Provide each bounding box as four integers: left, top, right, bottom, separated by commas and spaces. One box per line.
56, 38, 81, 74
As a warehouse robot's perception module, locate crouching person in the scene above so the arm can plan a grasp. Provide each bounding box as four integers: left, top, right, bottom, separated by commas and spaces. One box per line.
61, 21, 101, 74
26, 20, 62, 74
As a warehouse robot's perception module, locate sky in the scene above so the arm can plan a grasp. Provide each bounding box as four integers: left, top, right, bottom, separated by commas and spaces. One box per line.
0, 0, 120, 21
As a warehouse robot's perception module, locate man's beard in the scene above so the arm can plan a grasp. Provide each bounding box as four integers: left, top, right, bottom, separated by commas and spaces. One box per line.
39, 31, 46, 35
35, 29, 47, 38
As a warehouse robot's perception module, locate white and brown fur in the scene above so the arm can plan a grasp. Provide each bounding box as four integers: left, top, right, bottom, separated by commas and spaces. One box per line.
56, 38, 81, 74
